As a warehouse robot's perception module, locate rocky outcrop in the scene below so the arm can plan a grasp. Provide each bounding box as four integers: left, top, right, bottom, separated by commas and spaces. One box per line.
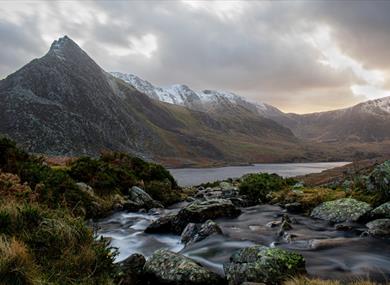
365, 160, 390, 199
143, 249, 225, 285
181, 220, 223, 245
224, 245, 305, 285
310, 198, 372, 223
366, 219, 390, 237
128, 186, 163, 210
145, 199, 241, 234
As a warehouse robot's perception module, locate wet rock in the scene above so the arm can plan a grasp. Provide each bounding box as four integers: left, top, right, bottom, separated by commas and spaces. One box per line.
266, 220, 281, 228
181, 223, 200, 244
179, 199, 241, 224
117, 253, 146, 285
181, 220, 223, 245
310, 198, 372, 223
129, 186, 164, 210
277, 214, 293, 237
229, 197, 251, 207
144, 249, 225, 285
144, 214, 182, 234
285, 202, 303, 214
366, 219, 390, 237
335, 223, 353, 231
224, 245, 305, 285
146, 199, 240, 234
371, 202, 390, 219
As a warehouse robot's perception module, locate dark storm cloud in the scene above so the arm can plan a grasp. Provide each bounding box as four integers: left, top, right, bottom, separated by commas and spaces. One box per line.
0, 1, 389, 113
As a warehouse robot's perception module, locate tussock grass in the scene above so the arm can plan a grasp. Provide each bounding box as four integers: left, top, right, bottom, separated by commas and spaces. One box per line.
284, 276, 380, 285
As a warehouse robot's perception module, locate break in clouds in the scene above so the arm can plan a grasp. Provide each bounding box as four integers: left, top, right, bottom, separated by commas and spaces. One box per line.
1, 0, 390, 113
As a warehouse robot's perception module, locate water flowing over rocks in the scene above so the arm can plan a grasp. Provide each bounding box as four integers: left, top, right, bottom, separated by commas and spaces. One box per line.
145, 199, 241, 234
310, 198, 372, 223
143, 249, 225, 285
223, 245, 306, 285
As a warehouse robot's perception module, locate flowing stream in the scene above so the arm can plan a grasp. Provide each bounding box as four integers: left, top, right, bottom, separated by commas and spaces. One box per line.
96, 162, 390, 282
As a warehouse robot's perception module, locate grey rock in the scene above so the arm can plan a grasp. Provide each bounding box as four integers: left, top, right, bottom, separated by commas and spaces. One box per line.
181, 220, 223, 245
117, 253, 146, 285
371, 202, 390, 219
310, 198, 372, 223
76, 182, 93, 194
143, 249, 225, 285
224, 245, 305, 285
145, 199, 240, 234
129, 186, 163, 210
366, 219, 390, 237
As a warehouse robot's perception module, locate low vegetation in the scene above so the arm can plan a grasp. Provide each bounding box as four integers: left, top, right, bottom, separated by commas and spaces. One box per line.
239, 173, 296, 203
0, 136, 182, 284
284, 276, 379, 285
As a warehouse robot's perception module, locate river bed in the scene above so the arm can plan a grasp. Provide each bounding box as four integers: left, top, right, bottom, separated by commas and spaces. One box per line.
96, 162, 390, 282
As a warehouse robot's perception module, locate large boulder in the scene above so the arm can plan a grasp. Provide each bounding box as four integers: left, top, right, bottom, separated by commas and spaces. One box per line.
143, 249, 225, 285
181, 220, 223, 245
224, 246, 305, 285
179, 199, 241, 223
145, 199, 241, 234
366, 219, 390, 237
371, 202, 390, 219
128, 186, 163, 210
310, 198, 372, 223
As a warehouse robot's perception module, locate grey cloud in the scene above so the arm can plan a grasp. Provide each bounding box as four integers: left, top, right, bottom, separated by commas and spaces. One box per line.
0, 1, 389, 113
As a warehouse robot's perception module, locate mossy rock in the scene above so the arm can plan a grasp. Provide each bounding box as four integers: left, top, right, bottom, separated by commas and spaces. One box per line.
224, 245, 305, 285
144, 249, 225, 285
371, 202, 390, 219
310, 198, 372, 223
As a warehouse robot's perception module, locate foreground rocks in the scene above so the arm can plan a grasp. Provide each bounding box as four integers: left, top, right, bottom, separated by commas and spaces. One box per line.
310, 198, 372, 223
117, 254, 146, 285
181, 220, 223, 245
224, 245, 306, 285
366, 219, 390, 237
145, 199, 241, 234
371, 202, 390, 219
143, 249, 225, 285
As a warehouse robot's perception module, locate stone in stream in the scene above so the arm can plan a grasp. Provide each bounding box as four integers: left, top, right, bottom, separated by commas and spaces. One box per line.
116, 253, 146, 285
181, 220, 223, 245
145, 199, 241, 234
143, 249, 225, 285
366, 219, 390, 237
310, 198, 372, 223
128, 186, 164, 210
371, 202, 390, 219
224, 245, 305, 285
284, 202, 303, 214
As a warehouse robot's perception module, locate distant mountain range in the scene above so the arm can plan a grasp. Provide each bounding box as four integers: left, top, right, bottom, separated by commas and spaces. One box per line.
111, 72, 390, 143
1, 36, 390, 166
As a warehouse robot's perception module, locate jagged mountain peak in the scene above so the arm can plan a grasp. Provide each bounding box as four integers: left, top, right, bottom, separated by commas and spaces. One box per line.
110, 72, 282, 117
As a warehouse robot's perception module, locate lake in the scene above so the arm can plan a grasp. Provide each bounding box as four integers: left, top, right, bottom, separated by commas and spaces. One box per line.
169, 162, 349, 186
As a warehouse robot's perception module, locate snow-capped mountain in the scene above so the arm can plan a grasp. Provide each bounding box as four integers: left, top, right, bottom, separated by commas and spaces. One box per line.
111, 72, 284, 117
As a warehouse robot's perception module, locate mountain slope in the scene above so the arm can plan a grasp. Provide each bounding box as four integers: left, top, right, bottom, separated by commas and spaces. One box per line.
112, 72, 390, 144
0, 36, 304, 166
111, 72, 284, 118
278, 97, 390, 142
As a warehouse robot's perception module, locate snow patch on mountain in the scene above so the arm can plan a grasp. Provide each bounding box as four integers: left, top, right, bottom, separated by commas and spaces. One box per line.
110, 72, 279, 116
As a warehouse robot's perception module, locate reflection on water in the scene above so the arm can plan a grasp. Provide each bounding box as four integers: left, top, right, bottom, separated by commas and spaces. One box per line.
97, 205, 390, 281
169, 162, 349, 186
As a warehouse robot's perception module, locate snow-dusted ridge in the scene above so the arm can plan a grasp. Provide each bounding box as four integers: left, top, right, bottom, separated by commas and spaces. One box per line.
110, 72, 280, 116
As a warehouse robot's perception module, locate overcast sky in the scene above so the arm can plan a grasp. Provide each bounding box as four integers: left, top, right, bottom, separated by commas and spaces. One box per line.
1, 1, 390, 113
